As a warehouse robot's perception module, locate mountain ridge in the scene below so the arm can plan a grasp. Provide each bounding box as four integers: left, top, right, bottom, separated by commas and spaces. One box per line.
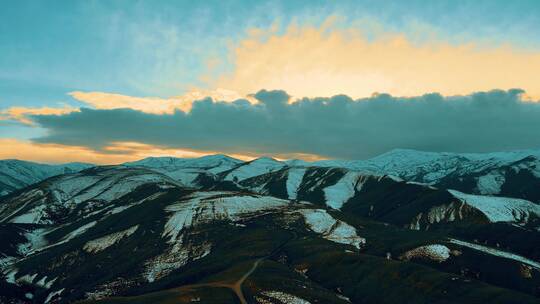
3, 148, 540, 201
1, 149, 540, 303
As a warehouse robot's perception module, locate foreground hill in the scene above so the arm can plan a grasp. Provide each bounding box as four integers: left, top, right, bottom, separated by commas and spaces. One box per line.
0, 161, 539, 303
1, 150, 540, 303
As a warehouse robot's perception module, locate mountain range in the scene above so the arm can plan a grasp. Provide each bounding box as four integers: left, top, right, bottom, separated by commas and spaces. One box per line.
0, 149, 539, 303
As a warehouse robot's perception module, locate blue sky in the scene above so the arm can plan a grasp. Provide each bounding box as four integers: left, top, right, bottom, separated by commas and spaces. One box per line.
3, 0, 540, 104
2, 1, 540, 162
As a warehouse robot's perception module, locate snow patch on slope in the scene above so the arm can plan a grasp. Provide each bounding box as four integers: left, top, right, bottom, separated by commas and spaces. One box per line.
224, 157, 285, 182
125, 155, 242, 186
126, 155, 242, 174
476, 173, 505, 195
259, 291, 311, 304
408, 201, 471, 230
286, 168, 306, 199
323, 172, 366, 209
83, 225, 139, 253
74, 173, 171, 203
400, 244, 451, 263
36, 276, 57, 289
449, 239, 540, 269
144, 235, 211, 282
449, 190, 540, 223
62, 221, 97, 242
10, 204, 48, 224
0, 255, 17, 270
2, 168, 179, 225
44, 288, 65, 303
17, 228, 49, 255
299, 209, 365, 249
105, 191, 166, 216
163, 192, 290, 242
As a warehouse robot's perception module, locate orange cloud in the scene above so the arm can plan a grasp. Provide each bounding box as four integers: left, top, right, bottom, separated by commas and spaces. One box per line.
0, 139, 259, 164
100, 141, 255, 161
1, 89, 258, 125
0, 139, 326, 164
68, 91, 191, 114
271, 152, 328, 162
69, 88, 258, 114
0, 106, 78, 125
209, 21, 540, 100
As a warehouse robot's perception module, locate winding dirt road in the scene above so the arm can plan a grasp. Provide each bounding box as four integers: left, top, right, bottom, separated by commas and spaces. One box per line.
173, 231, 297, 303
172, 257, 265, 304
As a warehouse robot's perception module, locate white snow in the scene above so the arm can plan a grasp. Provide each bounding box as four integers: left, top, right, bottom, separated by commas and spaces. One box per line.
408, 201, 470, 230
0, 159, 91, 196
4, 269, 17, 284
84, 277, 136, 300
44, 288, 64, 303
17, 273, 38, 284
286, 168, 306, 199
224, 157, 285, 182
449, 190, 540, 223
449, 239, 540, 269
2, 167, 180, 226
311, 149, 540, 187
37, 221, 98, 252
83, 225, 139, 253
0, 255, 17, 270
10, 204, 49, 224
162, 171, 201, 186
323, 172, 366, 209
336, 294, 351, 302
144, 236, 211, 282
163, 192, 290, 242
298, 209, 365, 249
0, 191, 43, 223
260, 291, 311, 304
476, 173, 505, 195
36, 276, 57, 289
400, 244, 451, 263
406, 181, 437, 189
78, 173, 172, 203
514, 159, 540, 178
51, 169, 174, 205
126, 155, 242, 174
125, 155, 243, 186
17, 228, 48, 255
63, 221, 97, 242
106, 191, 166, 216
284, 159, 310, 167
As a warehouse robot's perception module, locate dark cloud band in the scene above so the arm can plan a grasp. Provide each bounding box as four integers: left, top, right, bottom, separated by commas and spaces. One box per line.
31, 89, 540, 159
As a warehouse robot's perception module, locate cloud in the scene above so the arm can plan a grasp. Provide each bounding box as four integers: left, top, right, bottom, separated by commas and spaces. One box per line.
30, 89, 540, 160
207, 20, 540, 99
0, 106, 78, 125
68, 91, 192, 114
0, 139, 255, 165
0, 89, 257, 124
69, 88, 259, 114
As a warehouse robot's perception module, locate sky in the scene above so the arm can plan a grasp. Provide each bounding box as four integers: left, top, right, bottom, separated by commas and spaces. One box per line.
2, 0, 540, 163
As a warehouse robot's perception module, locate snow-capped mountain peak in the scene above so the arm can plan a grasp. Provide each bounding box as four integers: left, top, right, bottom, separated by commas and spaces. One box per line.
222, 156, 286, 182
